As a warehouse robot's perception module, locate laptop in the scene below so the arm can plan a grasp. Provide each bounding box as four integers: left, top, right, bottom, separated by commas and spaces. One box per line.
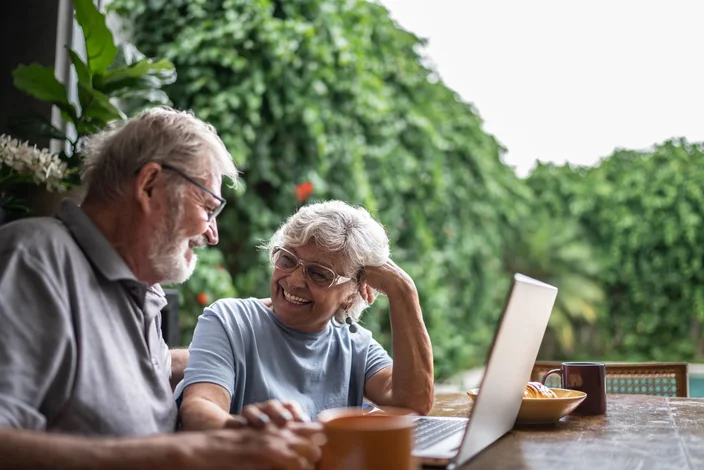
413, 273, 558, 468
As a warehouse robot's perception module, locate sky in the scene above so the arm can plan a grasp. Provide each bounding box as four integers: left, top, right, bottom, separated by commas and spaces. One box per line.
378, 0, 704, 176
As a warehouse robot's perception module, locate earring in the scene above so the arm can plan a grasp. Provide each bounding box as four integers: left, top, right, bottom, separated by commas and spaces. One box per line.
345, 316, 358, 333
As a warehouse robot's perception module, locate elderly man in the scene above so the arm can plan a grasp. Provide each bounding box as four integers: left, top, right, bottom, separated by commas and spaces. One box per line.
0, 107, 322, 469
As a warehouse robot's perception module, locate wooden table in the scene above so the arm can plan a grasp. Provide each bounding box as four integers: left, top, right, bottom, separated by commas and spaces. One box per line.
429, 393, 704, 469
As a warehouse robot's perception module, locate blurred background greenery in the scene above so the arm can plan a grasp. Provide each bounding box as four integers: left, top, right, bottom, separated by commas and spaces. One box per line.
106, 0, 704, 381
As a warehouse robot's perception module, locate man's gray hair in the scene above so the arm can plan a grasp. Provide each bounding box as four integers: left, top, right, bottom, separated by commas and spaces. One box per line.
265, 200, 390, 323
81, 106, 238, 202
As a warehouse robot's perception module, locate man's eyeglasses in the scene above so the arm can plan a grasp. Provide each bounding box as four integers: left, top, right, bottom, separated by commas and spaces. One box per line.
271, 247, 352, 288
160, 164, 226, 222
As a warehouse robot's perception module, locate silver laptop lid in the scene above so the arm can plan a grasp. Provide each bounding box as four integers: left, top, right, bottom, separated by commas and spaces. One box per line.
451, 273, 558, 468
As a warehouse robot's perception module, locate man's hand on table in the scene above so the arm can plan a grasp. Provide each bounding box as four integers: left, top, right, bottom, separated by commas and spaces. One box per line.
206, 399, 324, 469
175, 425, 324, 470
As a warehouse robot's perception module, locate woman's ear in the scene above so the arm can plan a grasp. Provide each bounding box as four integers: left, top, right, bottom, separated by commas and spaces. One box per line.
341, 291, 356, 311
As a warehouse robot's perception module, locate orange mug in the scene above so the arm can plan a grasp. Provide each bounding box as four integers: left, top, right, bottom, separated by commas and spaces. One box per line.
317, 407, 419, 470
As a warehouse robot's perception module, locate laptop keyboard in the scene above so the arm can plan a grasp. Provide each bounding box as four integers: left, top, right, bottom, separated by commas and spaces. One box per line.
414, 417, 468, 450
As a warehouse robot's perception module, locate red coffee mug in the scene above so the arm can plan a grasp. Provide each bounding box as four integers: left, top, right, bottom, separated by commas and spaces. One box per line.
541, 362, 606, 415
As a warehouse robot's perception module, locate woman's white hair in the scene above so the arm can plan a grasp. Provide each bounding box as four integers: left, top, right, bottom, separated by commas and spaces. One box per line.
81, 106, 238, 202
264, 200, 390, 323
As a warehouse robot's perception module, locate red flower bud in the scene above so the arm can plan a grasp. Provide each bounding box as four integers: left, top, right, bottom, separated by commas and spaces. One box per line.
295, 181, 314, 202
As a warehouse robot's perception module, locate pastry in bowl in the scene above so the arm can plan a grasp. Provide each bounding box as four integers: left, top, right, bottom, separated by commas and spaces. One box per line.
466, 386, 587, 424
524, 382, 558, 399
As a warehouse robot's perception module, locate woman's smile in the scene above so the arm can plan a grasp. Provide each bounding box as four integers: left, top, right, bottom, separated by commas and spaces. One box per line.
282, 288, 312, 305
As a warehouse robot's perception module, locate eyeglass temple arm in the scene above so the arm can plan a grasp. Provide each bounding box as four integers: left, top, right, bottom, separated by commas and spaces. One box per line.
334, 275, 352, 285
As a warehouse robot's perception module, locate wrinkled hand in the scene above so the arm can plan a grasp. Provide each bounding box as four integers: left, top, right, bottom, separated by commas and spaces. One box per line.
182, 425, 325, 470
226, 399, 311, 429
359, 259, 416, 301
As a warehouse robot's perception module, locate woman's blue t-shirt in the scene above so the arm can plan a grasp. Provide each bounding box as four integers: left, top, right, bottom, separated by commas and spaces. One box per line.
174, 298, 392, 419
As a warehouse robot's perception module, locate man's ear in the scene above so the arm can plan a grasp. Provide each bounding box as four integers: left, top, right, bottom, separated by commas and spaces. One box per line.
133, 162, 163, 214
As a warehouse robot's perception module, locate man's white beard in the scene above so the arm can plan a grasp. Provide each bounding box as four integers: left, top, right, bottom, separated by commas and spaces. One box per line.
149, 203, 201, 285
151, 238, 198, 285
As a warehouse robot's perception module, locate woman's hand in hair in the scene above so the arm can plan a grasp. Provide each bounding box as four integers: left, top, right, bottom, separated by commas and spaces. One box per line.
360, 259, 416, 299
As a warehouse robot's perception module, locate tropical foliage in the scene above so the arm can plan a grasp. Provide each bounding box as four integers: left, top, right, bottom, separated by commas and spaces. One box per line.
503, 212, 604, 358
6, 0, 174, 201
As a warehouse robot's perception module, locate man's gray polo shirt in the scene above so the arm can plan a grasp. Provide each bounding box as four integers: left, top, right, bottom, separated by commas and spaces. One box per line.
0, 200, 177, 435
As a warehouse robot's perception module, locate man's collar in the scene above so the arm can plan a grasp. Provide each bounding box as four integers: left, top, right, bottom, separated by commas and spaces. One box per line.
56, 199, 150, 306
145, 284, 168, 321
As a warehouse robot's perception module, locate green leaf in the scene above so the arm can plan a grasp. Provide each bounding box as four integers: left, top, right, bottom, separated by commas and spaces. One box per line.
59, 109, 76, 124
12, 64, 65, 102
95, 44, 176, 94
69, 49, 94, 111
95, 75, 162, 95
104, 58, 175, 82
68, 49, 92, 87
76, 120, 105, 136
12, 63, 77, 122
109, 42, 146, 69
77, 80, 94, 111
74, 0, 117, 74
79, 84, 126, 124
7, 111, 67, 141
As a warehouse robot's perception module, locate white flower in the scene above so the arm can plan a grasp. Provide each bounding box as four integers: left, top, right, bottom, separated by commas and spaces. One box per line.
0, 134, 68, 192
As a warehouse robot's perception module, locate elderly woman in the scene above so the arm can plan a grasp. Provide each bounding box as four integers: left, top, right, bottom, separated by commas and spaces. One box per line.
176, 201, 434, 430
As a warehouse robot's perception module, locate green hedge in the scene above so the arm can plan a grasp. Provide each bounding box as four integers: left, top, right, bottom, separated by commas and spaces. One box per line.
528, 139, 704, 361
111, 0, 526, 379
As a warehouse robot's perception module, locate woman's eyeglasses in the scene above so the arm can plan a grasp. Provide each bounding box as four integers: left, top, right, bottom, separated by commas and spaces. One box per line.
271, 247, 352, 288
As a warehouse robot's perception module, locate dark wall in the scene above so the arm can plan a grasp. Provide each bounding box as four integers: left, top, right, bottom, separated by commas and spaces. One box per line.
0, 1, 61, 147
